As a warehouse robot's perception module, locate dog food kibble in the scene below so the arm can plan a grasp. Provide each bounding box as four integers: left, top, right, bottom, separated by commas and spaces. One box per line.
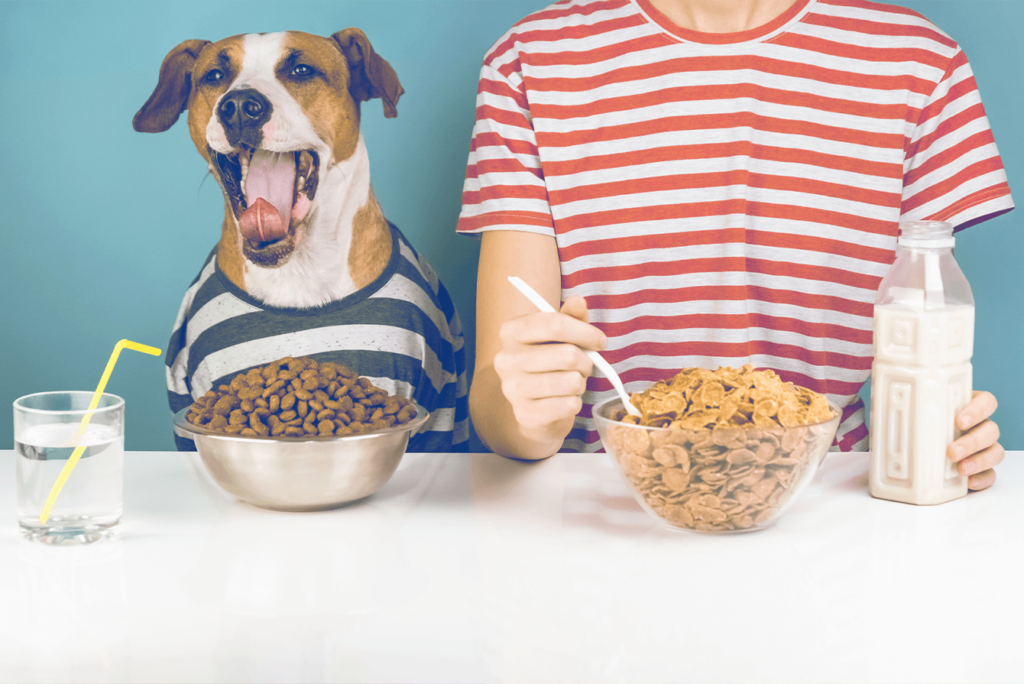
186, 357, 417, 437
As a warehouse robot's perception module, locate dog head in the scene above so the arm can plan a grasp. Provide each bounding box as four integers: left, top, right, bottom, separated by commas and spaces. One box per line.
134, 29, 403, 271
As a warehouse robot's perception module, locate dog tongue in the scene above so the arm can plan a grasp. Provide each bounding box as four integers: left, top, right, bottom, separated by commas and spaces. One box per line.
240, 150, 295, 242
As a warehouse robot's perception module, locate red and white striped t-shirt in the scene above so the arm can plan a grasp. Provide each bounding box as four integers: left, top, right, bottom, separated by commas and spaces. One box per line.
456, 0, 1013, 452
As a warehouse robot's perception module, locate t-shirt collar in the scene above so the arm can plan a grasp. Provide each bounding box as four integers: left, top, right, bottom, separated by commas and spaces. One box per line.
632, 0, 814, 45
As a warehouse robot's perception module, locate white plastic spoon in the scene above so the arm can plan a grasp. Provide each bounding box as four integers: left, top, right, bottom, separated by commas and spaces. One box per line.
507, 276, 641, 418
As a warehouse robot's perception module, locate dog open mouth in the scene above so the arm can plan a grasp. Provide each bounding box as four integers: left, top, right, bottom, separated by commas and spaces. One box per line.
213, 148, 320, 266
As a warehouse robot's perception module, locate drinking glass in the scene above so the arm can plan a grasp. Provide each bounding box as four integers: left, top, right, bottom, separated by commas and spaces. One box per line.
14, 392, 125, 544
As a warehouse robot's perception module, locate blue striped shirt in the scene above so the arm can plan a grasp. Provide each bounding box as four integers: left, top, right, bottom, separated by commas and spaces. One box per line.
167, 223, 468, 452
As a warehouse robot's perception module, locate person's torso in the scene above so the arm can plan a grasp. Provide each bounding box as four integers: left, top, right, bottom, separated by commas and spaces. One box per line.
495, 0, 966, 451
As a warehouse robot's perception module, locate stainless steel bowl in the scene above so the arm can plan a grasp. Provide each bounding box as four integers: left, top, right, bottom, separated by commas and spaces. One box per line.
173, 404, 430, 511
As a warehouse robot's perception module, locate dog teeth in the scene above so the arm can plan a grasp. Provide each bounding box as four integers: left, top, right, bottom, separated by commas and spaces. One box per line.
297, 150, 314, 176
238, 154, 248, 195
297, 175, 305, 192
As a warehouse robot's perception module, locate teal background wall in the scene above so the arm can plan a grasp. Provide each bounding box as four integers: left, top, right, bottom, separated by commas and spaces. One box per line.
1, 0, 1021, 452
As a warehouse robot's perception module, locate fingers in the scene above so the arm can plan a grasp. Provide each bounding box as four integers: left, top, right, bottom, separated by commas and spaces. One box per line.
494, 344, 588, 430
493, 298, 606, 438
494, 347, 590, 426
954, 440, 1005, 479
948, 391, 1003, 492
495, 342, 593, 377
560, 295, 589, 322
500, 310, 607, 352
956, 391, 998, 432
494, 307, 599, 435
948, 419, 1001, 466
509, 395, 584, 431
967, 468, 997, 492
497, 368, 588, 402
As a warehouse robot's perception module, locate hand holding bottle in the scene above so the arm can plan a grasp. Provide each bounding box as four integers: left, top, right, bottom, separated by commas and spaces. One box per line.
948, 390, 1003, 490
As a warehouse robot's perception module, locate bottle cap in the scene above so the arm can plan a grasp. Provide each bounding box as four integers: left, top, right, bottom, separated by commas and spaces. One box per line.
897, 220, 955, 249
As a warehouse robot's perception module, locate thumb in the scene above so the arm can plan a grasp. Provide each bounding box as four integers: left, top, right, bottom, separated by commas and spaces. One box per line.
560, 295, 589, 323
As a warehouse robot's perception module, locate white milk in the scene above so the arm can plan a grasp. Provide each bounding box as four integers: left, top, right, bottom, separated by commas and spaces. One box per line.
869, 220, 974, 506
869, 303, 973, 504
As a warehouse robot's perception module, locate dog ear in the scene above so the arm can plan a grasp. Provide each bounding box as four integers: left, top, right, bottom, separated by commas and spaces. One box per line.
332, 28, 404, 118
133, 39, 212, 133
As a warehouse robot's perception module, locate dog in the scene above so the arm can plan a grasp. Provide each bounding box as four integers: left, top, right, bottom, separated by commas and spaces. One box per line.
133, 29, 467, 452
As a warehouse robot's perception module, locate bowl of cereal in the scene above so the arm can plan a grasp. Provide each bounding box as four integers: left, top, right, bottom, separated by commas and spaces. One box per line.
173, 356, 429, 511
594, 365, 840, 534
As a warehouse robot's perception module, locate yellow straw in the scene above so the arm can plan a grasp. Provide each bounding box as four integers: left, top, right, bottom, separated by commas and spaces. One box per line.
38, 339, 162, 524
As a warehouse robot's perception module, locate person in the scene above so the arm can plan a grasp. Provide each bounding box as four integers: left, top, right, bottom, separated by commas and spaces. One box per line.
456, 0, 1012, 488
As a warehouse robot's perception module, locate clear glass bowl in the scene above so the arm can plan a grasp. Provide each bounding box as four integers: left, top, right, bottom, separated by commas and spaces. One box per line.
593, 394, 841, 534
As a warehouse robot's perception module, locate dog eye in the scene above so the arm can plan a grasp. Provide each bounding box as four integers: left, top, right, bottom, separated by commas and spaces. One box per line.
205, 69, 224, 83
291, 64, 313, 78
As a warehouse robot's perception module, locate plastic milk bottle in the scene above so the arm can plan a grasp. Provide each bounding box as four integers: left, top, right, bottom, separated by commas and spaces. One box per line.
869, 221, 973, 505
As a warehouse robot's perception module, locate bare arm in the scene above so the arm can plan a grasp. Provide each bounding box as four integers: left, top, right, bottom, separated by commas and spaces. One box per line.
471, 230, 607, 460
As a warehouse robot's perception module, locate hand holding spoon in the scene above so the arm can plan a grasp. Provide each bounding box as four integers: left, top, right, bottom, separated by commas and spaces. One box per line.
507, 276, 641, 418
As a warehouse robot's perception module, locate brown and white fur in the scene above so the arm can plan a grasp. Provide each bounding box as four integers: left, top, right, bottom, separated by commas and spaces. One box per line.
133, 29, 402, 308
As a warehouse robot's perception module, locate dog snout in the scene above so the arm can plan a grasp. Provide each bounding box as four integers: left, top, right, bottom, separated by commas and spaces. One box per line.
217, 88, 273, 148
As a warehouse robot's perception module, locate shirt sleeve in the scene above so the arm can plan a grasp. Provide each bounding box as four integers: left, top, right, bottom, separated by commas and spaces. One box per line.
166, 259, 216, 452
901, 48, 1014, 230
456, 56, 555, 236
440, 283, 470, 451
167, 291, 198, 451
415, 273, 470, 453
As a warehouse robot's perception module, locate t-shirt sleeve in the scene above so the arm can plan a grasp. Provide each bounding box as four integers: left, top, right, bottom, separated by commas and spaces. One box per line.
167, 291, 198, 452
440, 284, 470, 452
456, 57, 555, 236
901, 48, 1014, 230
397, 244, 469, 453
414, 276, 470, 453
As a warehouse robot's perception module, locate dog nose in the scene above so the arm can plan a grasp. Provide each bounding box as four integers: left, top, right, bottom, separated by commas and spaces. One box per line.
217, 88, 273, 147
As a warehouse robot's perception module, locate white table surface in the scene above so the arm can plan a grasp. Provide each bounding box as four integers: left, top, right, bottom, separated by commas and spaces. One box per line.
0, 448, 1021, 684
